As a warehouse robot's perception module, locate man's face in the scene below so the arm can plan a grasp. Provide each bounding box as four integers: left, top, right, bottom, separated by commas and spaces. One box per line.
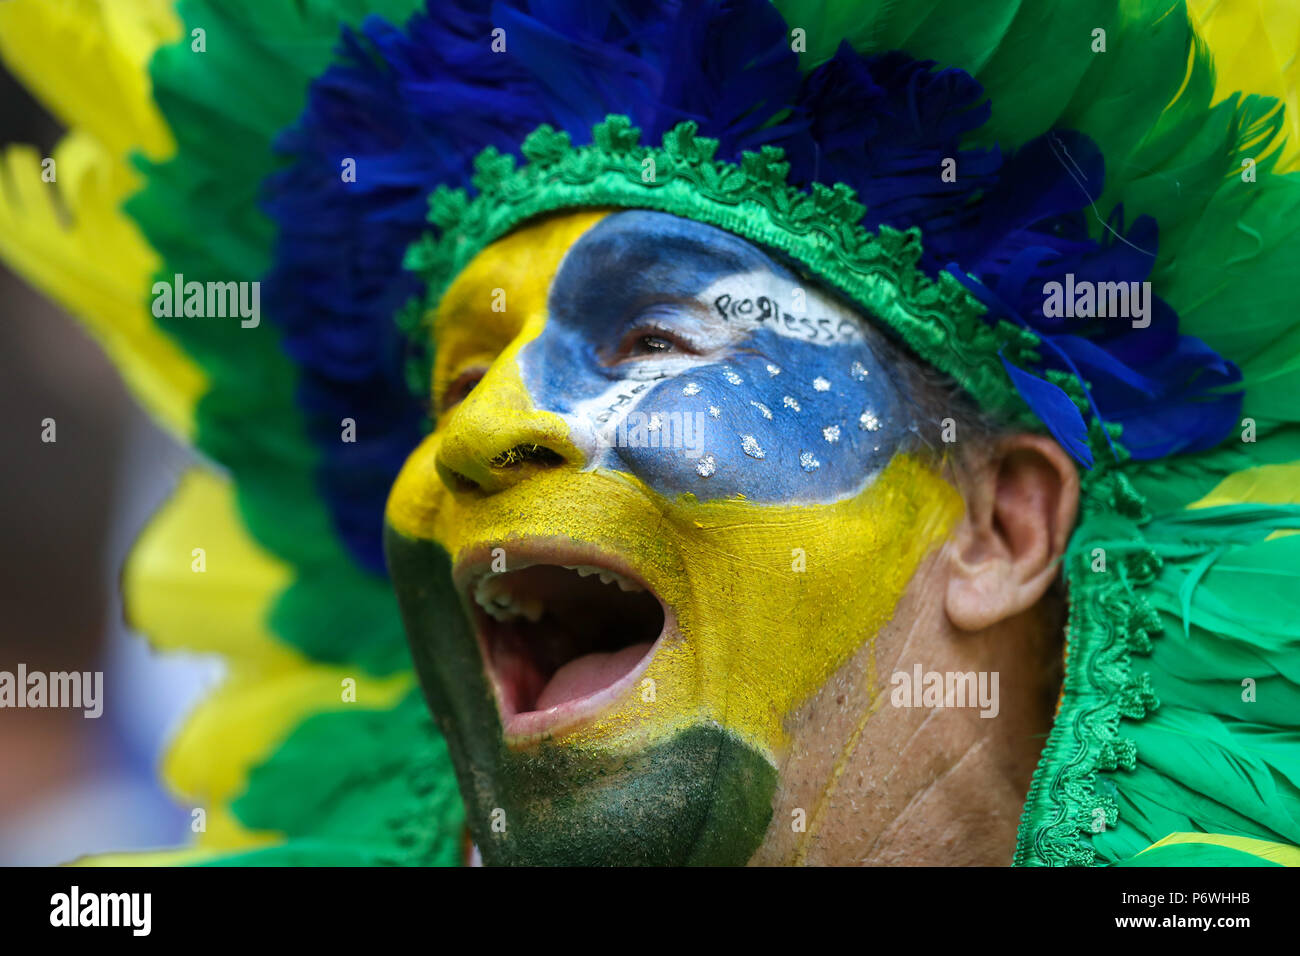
384, 209, 963, 864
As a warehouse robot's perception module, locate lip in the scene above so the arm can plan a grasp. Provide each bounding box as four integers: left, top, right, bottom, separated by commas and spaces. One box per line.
452, 538, 678, 746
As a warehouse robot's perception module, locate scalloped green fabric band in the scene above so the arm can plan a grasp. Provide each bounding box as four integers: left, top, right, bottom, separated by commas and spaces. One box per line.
1016, 466, 1159, 865
402, 115, 1069, 431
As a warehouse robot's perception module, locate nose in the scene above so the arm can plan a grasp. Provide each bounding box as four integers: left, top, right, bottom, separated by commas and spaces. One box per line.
434, 354, 579, 495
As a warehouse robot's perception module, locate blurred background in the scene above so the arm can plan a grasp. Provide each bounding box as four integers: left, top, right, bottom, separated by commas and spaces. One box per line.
0, 64, 222, 865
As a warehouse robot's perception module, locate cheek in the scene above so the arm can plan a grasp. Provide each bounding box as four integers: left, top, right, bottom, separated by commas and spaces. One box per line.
385, 432, 453, 544
589, 454, 964, 757
612, 331, 908, 503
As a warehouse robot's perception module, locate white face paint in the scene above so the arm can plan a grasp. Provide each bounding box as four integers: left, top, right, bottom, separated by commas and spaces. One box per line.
566, 356, 698, 463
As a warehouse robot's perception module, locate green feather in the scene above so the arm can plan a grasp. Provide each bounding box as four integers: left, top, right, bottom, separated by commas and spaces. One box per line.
126, 0, 446, 865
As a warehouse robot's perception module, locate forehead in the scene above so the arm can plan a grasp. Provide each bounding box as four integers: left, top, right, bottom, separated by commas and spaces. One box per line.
435, 211, 798, 328
544, 210, 825, 336
548, 209, 796, 292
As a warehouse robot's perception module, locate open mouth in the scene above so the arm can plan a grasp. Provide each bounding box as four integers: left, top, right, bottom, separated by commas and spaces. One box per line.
457, 550, 669, 742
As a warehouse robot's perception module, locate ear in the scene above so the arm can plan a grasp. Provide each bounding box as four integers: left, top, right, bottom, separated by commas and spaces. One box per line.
945, 434, 1080, 632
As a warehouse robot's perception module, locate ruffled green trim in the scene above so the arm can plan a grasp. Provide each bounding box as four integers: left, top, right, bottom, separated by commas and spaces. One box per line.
1014, 464, 1162, 865
403, 115, 1049, 430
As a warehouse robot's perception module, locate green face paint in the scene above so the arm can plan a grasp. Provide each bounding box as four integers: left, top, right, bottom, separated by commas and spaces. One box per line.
383, 527, 776, 865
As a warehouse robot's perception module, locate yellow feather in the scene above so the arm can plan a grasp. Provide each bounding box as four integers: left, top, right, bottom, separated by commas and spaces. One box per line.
1190, 462, 1300, 508
1140, 831, 1300, 865
162, 665, 413, 853
0, 0, 415, 865
0, 0, 179, 159
69, 846, 232, 867
1188, 462, 1300, 539
68, 846, 233, 867
124, 468, 296, 661
123, 468, 413, 855
0, 134, 205, 438
1188, 0, 1300, 172
0, 0, 204, 439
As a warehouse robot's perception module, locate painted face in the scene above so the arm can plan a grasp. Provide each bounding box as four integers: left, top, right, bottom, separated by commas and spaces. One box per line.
385, 210, 962, 865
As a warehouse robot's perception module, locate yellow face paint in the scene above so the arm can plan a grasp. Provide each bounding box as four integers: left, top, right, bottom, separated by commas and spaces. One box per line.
386, 210, 964, 764
390, 450, 960, 758
431, 209, 607, 418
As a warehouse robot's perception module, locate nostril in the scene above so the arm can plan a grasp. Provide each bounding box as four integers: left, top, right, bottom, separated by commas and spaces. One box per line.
446, 469, 480, 493
437, 441, 567, 495
489, 443, 565, 469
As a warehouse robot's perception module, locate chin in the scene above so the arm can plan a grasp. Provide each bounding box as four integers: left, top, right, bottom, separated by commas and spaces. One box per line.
475, 725, 775, 865
383, 522, 777, 865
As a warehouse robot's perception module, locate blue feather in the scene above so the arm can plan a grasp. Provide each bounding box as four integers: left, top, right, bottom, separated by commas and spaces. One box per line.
1000, 358, 1094, 467
255, 0, 1238, 571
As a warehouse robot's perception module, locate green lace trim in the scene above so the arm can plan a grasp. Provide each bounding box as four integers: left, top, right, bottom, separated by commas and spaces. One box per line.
1013, 464, 1162, 865
401, 115, 1049, 426
399, 113, 1161, 867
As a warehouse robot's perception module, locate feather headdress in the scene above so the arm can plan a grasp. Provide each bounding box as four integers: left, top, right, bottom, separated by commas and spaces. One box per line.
1, 0, 1298, 865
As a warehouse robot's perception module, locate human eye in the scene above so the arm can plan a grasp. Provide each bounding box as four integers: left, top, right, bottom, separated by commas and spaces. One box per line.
437, 364, 488, 413
611, 323, 702, 360
605, 302, 716, 364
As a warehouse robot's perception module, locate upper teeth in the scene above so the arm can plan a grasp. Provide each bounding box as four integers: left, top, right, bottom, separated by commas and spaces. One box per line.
474, 574, 544, 623
472, 565, 645, 621
566, 565, 644, 592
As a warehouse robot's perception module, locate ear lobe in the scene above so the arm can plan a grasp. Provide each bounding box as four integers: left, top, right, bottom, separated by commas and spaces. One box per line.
945, 434, 1080, 632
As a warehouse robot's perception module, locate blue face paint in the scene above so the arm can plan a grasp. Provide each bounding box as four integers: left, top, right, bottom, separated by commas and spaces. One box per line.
519, 210, 911, 503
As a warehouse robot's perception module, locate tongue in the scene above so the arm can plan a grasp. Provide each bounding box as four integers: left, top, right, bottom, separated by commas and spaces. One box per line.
534, 642, 653, 712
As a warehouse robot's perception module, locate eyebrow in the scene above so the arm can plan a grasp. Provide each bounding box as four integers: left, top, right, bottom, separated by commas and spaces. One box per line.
577, 213, 795, 279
